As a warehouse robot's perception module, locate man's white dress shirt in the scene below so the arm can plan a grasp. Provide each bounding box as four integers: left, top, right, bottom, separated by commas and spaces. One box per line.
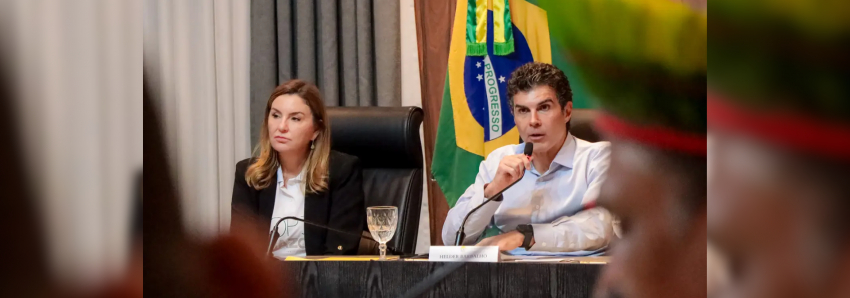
441, 133, 615, 252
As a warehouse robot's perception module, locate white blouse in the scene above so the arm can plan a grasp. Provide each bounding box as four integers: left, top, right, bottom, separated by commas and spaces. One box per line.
269, 166, 306, 259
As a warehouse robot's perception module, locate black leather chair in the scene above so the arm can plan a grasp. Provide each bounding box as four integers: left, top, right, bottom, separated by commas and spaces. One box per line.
326, 106, 424, 255
570, 109, 601, 142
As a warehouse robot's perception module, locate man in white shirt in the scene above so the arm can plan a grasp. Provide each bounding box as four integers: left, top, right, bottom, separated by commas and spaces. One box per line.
441, 62, 614, 252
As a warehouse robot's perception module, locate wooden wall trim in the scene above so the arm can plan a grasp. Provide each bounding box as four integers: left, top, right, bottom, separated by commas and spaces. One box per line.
413, 0, 456, 245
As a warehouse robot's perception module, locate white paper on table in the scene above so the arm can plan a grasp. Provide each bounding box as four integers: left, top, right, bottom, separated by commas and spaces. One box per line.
503, 256, 571, 262
501, 247, 606, 257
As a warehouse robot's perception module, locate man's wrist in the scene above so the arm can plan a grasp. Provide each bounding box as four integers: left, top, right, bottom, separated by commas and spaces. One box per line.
516, 224, 535, 250
483, 182, 502, 198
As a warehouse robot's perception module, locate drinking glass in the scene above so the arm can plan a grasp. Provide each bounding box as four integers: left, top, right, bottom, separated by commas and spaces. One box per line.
367, 206, 398, 260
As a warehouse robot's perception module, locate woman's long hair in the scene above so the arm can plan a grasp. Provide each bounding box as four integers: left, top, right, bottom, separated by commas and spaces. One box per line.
245, 80, 330, 193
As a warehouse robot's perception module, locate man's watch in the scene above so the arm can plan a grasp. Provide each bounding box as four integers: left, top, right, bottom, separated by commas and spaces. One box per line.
516, 224, 534, 250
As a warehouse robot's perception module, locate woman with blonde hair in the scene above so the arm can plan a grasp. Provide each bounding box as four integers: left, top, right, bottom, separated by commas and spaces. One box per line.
231, 79, 364, 258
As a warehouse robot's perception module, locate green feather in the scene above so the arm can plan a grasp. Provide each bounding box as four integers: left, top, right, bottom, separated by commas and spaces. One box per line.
540, 0, 707, 133
709, 0, 850, 121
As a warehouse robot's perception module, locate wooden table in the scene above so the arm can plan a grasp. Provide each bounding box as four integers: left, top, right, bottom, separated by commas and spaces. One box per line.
278, 257, 604, 298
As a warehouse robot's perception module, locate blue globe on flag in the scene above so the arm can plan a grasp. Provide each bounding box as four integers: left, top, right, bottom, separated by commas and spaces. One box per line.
463, 14, 534, 142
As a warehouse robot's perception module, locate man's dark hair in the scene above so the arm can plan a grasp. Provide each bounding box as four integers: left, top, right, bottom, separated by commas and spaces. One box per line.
507, 62, 573, 110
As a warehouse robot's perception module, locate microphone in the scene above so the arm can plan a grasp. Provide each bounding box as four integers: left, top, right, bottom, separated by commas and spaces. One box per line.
454, 142, 533, 246
267, 216, 395, 257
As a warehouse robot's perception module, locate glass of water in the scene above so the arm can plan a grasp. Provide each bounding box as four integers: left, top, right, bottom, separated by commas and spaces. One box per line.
367, 206, 398, 260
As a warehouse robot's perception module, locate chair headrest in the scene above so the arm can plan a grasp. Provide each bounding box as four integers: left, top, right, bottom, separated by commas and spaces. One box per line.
570, 109, 601, 143
327, 106, 424, 169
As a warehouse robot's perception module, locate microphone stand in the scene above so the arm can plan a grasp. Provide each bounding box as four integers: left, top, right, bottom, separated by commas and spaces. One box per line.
453, 177, 523, 246
455, 142, 534, 246
267, 216, 398, 257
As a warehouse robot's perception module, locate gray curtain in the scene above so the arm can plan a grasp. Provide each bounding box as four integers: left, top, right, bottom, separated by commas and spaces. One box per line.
250, 0, 400, 145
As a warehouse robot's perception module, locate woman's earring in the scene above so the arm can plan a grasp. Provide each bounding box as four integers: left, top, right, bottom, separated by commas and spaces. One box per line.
310, 141, 315, 150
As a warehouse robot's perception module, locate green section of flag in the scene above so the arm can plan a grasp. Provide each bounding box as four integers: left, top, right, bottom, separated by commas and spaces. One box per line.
431, 73, 485, 208
466, 0, 515, 56
465, 0, 486, 56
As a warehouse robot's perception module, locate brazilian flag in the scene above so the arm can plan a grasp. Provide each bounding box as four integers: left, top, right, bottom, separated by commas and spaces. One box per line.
432, 0, 591, 207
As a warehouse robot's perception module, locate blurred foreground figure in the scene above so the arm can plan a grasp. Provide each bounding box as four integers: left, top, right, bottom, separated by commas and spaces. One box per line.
0, 33, 53, 298
708, 0, 850, 297
144, 80, 284, 297
541, 0, 707, 297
